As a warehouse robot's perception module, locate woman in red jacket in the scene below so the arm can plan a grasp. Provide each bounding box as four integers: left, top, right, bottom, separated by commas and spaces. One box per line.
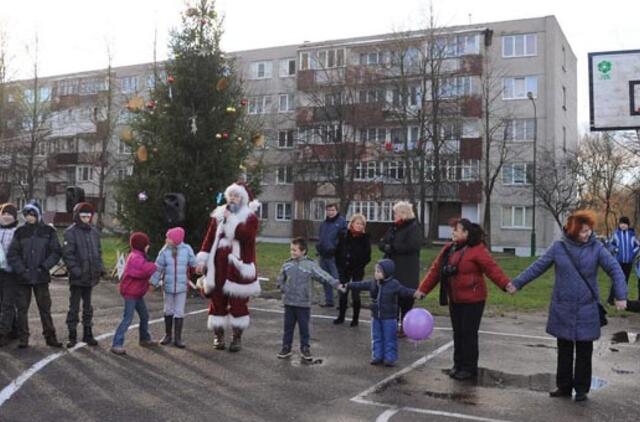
415, 219, 515, 380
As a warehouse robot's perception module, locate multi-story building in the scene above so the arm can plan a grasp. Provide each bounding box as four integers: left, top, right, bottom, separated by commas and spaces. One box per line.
0, 16, 575, 255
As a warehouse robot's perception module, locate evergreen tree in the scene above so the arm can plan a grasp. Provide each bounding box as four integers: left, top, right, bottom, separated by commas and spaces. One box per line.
116, 0, 256, 253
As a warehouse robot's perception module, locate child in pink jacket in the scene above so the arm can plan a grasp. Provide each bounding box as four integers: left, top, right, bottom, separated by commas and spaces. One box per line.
110, 232, 158, 355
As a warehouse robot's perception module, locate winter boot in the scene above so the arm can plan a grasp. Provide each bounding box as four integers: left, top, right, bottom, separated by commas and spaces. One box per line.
213, 328, 225, 350
67, 327, 77, 348
45, 335, 63, 348
334, 292, 347, 324
350, 301, 361, 327
83, 326, 98, 346
160, 315, 173, 345
229, 327, 242, 352
174, 318, 185, 349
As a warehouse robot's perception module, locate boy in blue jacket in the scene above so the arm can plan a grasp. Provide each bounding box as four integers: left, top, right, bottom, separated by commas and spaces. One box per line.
349, 259, 415, 367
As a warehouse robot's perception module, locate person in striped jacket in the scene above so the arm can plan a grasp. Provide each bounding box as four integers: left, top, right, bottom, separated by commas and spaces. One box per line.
608, 216, 639, 303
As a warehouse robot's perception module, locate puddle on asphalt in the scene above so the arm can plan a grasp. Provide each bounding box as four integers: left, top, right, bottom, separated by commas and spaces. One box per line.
290, 357, 324, 367
591, 376, 607, 390
611, 331, 639, 343
423, 390, 477, 405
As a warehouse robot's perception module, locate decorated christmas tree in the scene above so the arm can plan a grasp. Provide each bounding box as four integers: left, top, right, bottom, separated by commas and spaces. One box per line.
116, 0, 257, 252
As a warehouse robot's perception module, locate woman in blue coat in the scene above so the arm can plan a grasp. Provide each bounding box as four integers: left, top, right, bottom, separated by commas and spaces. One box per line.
511, 211, 627, 402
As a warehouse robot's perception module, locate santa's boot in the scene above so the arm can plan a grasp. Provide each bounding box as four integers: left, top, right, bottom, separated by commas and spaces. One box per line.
213, 327, 225, 350
229, 327, 242, 352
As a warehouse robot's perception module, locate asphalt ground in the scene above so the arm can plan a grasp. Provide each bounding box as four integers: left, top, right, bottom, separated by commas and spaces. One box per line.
1, 277, 639, 422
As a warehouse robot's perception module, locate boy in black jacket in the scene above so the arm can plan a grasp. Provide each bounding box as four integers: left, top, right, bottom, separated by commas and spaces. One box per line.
62, 202, 104, 347
7, 201, 62, 348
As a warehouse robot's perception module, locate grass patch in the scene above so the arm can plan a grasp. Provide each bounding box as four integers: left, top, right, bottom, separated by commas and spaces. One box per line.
99, 237, 631, 315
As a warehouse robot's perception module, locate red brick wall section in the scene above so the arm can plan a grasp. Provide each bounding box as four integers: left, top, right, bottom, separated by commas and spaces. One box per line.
459, 138, 482, 160
459, 182, 483, 203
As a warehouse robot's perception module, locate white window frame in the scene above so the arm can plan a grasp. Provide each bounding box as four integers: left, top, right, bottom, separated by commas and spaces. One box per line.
316, 48, 346, 69
502, 163, 532, 185
275, 202, 292, 221
504, 119, 535, 141
120, 76, 138, 94
76, 165, 94, 182
502, 34, 537, 58
248, 96, 272, 115
251, 61, 273, 80
278, 94, 295, 112
278, 130, 295, 149
256, 202, 269, 220
503, 76, 538, 100
311, 200, 327, 221
460, 159, 479, 181
279, 58, 296, 77
502, 206, 533, 229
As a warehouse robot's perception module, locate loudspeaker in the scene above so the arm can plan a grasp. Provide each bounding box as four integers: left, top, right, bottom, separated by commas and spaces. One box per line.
65, 186, 85, 213
163, 193, 186, 226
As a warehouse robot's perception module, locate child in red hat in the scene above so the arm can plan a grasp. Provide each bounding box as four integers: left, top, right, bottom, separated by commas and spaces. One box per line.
110, 232, 158, 355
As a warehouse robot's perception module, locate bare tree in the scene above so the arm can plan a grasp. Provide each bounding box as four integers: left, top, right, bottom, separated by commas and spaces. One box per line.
534, 148, 581, 229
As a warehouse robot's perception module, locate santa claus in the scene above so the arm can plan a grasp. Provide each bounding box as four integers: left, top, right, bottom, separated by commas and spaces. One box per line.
196, 182, 260, 352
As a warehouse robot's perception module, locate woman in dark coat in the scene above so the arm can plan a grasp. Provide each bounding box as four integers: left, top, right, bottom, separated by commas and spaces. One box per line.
334, 214, 371, 326
379, 201, 421, 336
511, 211, 627, 402
416, 218, 513, 381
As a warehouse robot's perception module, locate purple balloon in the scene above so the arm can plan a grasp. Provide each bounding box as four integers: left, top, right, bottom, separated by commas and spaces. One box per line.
402, 308, 434, 341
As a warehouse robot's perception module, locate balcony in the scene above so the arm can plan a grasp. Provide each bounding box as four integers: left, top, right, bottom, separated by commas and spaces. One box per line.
46, 181, 67, 196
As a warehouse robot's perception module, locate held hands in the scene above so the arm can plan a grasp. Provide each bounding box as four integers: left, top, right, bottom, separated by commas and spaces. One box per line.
414, 290, 426, 300
195, 263, 205, 274
505, 282, 518, 295
336, 284, 347, 293
615, 300, 627, 311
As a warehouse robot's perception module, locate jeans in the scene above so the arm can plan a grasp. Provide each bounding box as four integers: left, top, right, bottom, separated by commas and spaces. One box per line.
65, 285, 94, 329
0, 272, 18, 336
449, 301, 485, 374
16, 283, 57, 340
557, 338, 593, 394
372, 318, 398, 363
282, 305, 310, 350
112, 297, 151, 347
319, 257, 338, 306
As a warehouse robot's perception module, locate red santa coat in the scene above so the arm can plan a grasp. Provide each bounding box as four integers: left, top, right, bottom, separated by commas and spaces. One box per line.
196, 204, 260, 298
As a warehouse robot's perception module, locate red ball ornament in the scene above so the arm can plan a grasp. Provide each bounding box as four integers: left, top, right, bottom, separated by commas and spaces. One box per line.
167, 75, 175, 84
146, 100, 156, 110
222, 132, 229, 139
240, 98, 248, 107
385, 142, 393, 152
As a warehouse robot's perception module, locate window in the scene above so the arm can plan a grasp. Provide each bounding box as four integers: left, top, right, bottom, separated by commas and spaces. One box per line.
58, 80, 79, 96
502, 206, 533, 228
386, 161, 405, 181
502, 34, 537, 58
325, 92, 342, 107
562, 86, 567, 110
300, 52, 310, 70
353, 161, 378, 181
117, 166, 133, 180
562, 126, 567, 153
251, 61, 273, 79
39, 86, 51, 101
278, 94, 295, 112
359, 89, 384, 104
36, 142, 46, 156
460, 159, 479, 181
359, 51, 381, 65
504, 119, 535, 141
458, 34, 480, 55
311, 200, 326, 221
118, 140, 131, 155
348, 201, 377, 223
503, 76, 538, 100
562, 46, 567, 72
502, 163, 532, 185
276, 203, 292, 221
439, 77, 472, 98
248, 96, 272, 114
76, 166, 94, 182
316, 48, 345, 68
120, 76, 138, 94
359, 128, 386, 143
279, 58, 296, 77
276, 166, 293, 184
256, 202, 269, 220
278, 130, 295, 148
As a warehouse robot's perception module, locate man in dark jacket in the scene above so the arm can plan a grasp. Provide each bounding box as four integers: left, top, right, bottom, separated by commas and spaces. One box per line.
7, 201, 62, 348
62, 202, 104, 348
315, 203, 347, 307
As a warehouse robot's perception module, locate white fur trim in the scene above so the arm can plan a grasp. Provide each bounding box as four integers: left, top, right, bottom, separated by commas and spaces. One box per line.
222, 207, 252, 241
207, 315, 228, 331
211, 205, 226, 220
223, 279, 261, 298
229, 315, 250, 329
248, 199, 261, 213
228, 254, 256, 280
196, 251, 209, 265
225, 183, 250, 206
218, 238, 232, 249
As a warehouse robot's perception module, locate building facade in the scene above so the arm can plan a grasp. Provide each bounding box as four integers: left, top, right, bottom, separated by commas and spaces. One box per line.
0, 16, 576, 255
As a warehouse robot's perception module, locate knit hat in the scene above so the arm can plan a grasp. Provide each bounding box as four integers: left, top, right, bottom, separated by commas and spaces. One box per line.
22, 201, 42, 222
73, 202, 95, 223
0, 203, 18, 220
376, 259, 395, 279
129, 232, 150, 252
619, 216, 631, 225
166, 227, 185, 245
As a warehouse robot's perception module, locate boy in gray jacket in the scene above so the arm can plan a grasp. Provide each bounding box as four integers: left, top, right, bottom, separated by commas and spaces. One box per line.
276, 237, 344, 361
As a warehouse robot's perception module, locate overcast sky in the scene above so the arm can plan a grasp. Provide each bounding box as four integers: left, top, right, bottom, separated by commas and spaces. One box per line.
2, 0, 639, 131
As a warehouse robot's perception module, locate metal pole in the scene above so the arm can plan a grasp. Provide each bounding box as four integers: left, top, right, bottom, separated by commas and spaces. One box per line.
528, 92, 537, 257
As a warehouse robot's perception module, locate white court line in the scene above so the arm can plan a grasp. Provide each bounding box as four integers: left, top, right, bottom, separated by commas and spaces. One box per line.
0, 308, 209, 407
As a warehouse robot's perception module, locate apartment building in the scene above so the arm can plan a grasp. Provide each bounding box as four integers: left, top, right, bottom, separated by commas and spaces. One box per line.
0, 15, 575, 255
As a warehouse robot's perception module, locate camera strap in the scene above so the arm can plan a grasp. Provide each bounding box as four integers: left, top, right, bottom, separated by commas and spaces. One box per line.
439, 244, 466, 305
